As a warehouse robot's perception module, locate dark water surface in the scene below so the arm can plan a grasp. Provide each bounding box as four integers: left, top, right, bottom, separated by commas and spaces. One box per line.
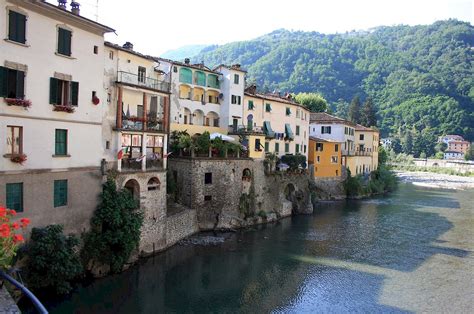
46, 183, 474, 313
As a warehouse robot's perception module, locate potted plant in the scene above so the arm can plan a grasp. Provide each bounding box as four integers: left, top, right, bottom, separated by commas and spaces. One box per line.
10, 154, 27, 165
4, 98, 32, 109
0, 206, 30, 273
53, 104, 75, 113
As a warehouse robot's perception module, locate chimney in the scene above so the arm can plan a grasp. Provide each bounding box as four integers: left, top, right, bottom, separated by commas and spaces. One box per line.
58, 0, 67, 9
123, 42, 134, 50
232, 64, 241, 69
70, 1, 80, 15
245, 84, 257, 95
184, 58, 190, 65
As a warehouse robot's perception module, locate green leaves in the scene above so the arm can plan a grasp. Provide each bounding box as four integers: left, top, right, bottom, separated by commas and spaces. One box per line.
294, 92, 328, 112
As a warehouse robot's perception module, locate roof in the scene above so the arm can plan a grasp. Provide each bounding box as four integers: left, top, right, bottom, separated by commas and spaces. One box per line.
355, 124, 378, 132
309, 136, 342, 143
445, 151, 463, 154
448, 141, 470, 144
214, 64, 248, 73
35, 1, 115, 33
244, 92, 310, 111
310, 112, 355, 126
155, 58, 220, 74
105, 42, 157, 62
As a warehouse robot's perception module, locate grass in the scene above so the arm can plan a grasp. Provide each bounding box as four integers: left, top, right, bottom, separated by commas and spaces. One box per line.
390, 164, 474, 177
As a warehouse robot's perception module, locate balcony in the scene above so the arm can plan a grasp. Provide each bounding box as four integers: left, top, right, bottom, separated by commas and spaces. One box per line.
117, 71, 170, 93
228, 125, 264, 134
120, 158, 164, 172
354, 150, 373, 156
121, 114, 164, 132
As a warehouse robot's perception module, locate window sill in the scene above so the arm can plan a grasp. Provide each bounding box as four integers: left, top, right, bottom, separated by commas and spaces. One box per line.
55, 52, 76, 60
52, 154, 71, 158
3, 154, 23, 158
4, 38, 29, 47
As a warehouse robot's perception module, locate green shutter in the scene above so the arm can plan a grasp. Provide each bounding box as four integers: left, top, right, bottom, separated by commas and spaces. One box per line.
195, 71, 206, 86
58, 28, 72, 56
71, 81, 79, 106
16, 71, 25, 99
296, 144, 300, 153
275, 143, 279, 152
6, 183, 23, 212
55, 129, 67, 155
285, 143, 289, 153
16, 12, 26, 44
179, 68, 192, 84
0, 66, 8, 97
265, 142, 269, 152
50, 78, 59, 104
54, 180, 68, 207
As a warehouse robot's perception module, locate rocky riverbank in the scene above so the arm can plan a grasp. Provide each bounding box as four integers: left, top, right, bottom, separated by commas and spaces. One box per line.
395, 171, 474, 190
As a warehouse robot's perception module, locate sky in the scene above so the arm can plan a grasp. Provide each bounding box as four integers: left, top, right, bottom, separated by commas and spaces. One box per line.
49, 0, 473, 56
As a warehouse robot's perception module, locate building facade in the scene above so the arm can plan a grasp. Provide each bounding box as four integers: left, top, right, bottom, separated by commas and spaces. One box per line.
242, 86, 310, 160
0, 0, 114, 234
308, 137, 342, 177
346, 124, 379, 175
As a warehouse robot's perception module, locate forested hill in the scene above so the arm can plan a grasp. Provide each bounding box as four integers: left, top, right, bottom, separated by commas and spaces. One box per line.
193, 20, 474, 156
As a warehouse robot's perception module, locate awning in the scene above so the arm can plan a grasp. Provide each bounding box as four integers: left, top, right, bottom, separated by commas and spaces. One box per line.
263, 121, 275, 137
285, 124, 294, 140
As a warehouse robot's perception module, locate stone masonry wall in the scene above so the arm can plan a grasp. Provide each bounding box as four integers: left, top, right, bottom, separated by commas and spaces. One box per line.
166, 209, 199, 247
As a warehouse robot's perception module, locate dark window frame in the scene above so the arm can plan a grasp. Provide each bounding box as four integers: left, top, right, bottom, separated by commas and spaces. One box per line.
55, 129, 68, 156
204, 172, 212, 185
6, 182, 23, 212
8, 10, 26, 44
57, 27, 72, 56
54, 179, 68, 207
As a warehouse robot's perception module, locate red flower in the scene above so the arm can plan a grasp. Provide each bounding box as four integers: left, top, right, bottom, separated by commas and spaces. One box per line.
12, 222, 20, 230
0, 223, 11, 238
9, 209, 17, 216
20, 218, 30, 228
0, 207, 6, 217
13, 234, 24, 243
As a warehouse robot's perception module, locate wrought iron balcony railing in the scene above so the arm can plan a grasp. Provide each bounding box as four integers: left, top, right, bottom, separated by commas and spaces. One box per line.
117, 71, 170, 93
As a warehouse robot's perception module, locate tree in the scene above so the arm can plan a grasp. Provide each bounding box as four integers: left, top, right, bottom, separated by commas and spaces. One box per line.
360, 97, 377, 127
348, 95, 361, 124
82, 178, 143, 274
294, 92, 328, 112
378, 146, 388, 165
435, 142, 447, 152
401, 131, 413, 155
465, 145, 474, 160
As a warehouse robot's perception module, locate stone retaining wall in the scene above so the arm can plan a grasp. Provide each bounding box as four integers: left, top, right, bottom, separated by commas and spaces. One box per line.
165, 209, 199, 247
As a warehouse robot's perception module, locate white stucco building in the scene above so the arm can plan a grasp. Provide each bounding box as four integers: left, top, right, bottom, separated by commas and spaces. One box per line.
0, 0, 114, 233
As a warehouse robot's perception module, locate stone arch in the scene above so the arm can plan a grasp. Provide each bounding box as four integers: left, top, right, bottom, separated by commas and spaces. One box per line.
124, 179, 140, 200
147, 177, 160, 191
284, 183, 296, 202
193, 109, 204, 126
242, 168, 252, 181
183, 107, 192, 124
206, 111, 219, 127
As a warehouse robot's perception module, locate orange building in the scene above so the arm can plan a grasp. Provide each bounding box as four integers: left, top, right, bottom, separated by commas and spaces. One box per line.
308, 137, 342, 178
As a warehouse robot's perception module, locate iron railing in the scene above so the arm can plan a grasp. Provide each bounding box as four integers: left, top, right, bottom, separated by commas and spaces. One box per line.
117, 71, 170, 93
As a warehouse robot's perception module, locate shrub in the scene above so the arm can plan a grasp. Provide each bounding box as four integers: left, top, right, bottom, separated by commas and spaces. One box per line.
82, 178, 143, 274
195, 131, 211, 154
25, 225, 83, 295
280, 154, 306, 171
343, 170, 365, 197
257, 210, 267, 219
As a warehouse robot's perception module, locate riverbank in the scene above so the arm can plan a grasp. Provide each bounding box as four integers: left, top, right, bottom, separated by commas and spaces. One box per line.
395, 170, 474, 190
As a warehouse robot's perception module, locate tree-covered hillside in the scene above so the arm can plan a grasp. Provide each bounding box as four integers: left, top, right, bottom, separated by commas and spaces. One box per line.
194, 20, 474, 156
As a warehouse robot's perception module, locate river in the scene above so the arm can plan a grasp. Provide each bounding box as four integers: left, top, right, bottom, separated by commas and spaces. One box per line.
44, 183, 473, 313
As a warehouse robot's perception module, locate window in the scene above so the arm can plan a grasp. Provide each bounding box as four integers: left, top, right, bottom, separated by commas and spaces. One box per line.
321, 126, 331, 134
173, 66, 177, 73
205, 172, 212, 185
296, 126, 300, 136
57, 27, 72, 56
304, 145, 307, 153
138, 66, 146, 83
248, 100, 254, 110
6, 183, 23, 212
360, 134, 364, 140
54, 180, 68, 207
204, 195, 212, 201
316, 156, 320, 163
179, 68, 192, 84
207, 74, 219, 88
335, 144, 339, 152
93, 45, 98, 54
195, 71, 206, 86
331, 156, 338, 163
265, 103, 272, 112
316, 143, 323, 151
265, 142, 269, 152
255, 138, 262, 151
296, 144, 300, 153
275, 142, 279, 153
0, 66, 25, 99
231, 95, 241, 104
234, 74, 239, 84
55, 129, 68, 155
49, 78, 78, 106
285, 143, 289, 153
286, 107, 291, 116
109, 51, 114, 60
296, 109, 300, 118
6, 126, 22, 155
8, 10, 26, 44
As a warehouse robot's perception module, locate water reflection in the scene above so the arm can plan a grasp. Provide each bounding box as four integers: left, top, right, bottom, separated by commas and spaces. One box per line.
44, 183, 472, 313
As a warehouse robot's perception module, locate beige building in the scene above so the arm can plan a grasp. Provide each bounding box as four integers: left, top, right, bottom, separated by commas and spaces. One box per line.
347, 124, 379, 175
242, 85, 310, 160
0, 0, 114, 234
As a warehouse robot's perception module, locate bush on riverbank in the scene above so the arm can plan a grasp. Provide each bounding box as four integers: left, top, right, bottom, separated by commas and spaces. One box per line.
344, 166, 398, 197
81, 178, 143, 274
24, 225, 83, 295
390, 164, 474, 177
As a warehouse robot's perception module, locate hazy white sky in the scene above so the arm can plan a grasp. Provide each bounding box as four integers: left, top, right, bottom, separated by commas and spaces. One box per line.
50, 0, 472, 56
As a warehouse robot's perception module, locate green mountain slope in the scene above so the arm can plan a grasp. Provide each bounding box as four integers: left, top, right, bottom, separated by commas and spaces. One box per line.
161, 44, 215, 61
194, 20, 474, 156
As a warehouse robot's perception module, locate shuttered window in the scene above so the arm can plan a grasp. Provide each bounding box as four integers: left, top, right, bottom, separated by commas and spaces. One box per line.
57, 27, 72, 56
49, 78, 78, 106
285, 143, 289, 153
179, 68, 192, 84
275, 142, 279, 153
195, 71, 206, 86
248, 100, 254, 110
6, 183, 23, 212
0, 66, 25, 99
8, 11, 26, 44
55, 129, 68, 155
54, 180, 68, 207
207, 74, 219, 88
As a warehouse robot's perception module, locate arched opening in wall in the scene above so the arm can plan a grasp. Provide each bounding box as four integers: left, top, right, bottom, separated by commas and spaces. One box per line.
183, 107, 192, 124
284, 183, 296, 202
147, 177, 160, 191
242, 168, 251, 181
193, 109, 204, 126
124, 179, 140, 201
247, 114, 253, 131
206, 111, 219, 127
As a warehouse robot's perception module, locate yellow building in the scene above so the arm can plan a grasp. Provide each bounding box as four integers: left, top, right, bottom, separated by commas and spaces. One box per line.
346, 124, 379, 175
241, 85, 311, 160
308, 137, 342, 177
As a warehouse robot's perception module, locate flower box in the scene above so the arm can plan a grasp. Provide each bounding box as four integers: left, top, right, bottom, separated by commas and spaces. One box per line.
4, 98, 32, 109
10, 154, 27, 165
53, 104, 75, 113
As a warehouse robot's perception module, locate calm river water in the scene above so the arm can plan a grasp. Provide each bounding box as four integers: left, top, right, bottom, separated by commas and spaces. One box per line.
45, 183, 473, 313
